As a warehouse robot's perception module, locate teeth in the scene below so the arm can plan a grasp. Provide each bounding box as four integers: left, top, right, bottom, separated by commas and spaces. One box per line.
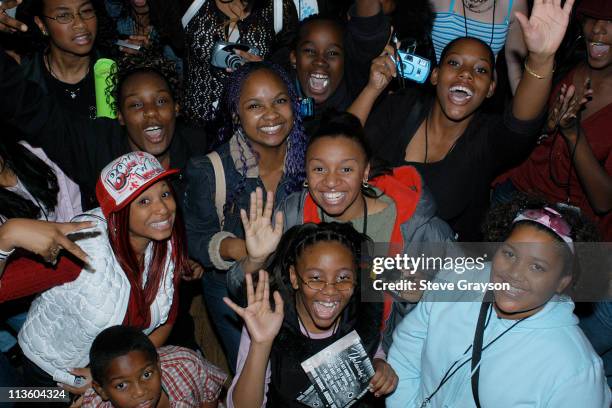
322, 192, 345, 204
260, 125, 282, 133
150, 220, 170, 229
145, 126, 161, 131
316, 301, 338, 308
449, 85, 474, 97
309, 74, 330, 92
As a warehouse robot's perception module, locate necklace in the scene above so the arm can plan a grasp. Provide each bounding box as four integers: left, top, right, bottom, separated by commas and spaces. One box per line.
463, 0, 494, 13
45, 52, 90, 99
461, 0, 496, 46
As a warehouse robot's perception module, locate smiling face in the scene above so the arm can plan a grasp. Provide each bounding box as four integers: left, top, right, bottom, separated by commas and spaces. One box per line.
306, 136, 369, 222
237, 68, 294, 151
118, 71, 179, 159
95, 351, 162, 408
128, 180, 176, 254
290, 241, 356, 333
491, 224, 572, 320
431, 38, 496, 122
291, 20, 344, 105
35, 0, 97, 56
582, 17, 612, 70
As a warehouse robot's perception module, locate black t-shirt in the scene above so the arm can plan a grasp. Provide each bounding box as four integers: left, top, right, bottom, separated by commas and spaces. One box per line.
364, 88, 543, 241
42, 58, 97, 120
1, 48, 208, 211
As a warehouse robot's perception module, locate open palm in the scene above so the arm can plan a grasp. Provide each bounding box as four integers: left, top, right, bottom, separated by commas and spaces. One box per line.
224, 270, 284, 345
516, 0, 575, 57
241, 188, 284, 263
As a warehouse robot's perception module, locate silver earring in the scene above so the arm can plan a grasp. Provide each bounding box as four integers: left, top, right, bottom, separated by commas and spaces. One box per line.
303, 180, 308, 188
362, 180, 369, 189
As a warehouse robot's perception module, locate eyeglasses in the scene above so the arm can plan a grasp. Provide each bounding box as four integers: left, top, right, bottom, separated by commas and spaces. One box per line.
44, 8, 96, 24
296, 274, 355, 292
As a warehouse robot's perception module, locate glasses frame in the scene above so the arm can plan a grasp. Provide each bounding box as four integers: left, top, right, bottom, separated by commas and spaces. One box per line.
296, 273, 355, 292
43, 8, 97, 25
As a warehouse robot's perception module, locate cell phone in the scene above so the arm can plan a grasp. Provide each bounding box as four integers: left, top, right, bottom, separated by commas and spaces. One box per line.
53, 371, 86, 387
5, 7, 17, 18
115, 40, 141, 51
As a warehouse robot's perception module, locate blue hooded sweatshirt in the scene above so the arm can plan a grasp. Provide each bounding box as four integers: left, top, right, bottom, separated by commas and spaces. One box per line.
387, 264, 611, 408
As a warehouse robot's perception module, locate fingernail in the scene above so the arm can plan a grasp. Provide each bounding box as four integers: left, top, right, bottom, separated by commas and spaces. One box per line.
375, 393, 380, 397
57, 383, 64, 388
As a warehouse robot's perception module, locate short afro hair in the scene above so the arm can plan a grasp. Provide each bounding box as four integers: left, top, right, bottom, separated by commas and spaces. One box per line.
106, 47, 181, 115
89, 326, 158, 386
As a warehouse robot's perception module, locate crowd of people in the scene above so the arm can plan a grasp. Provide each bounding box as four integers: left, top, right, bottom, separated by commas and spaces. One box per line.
0, 0, 610, 407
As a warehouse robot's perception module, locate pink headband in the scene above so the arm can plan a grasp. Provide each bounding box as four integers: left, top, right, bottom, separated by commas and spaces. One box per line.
513, 207, 574, 253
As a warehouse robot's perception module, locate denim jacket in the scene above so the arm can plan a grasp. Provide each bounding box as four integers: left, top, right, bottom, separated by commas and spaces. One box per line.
183, 132, 295, 273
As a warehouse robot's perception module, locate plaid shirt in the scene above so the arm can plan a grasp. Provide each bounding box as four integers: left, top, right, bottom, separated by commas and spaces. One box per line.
83, 346, 227, 407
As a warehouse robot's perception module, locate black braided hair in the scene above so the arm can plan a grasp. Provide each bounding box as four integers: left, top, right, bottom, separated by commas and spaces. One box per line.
267, 222, 370, 307
218, 62, 308, 219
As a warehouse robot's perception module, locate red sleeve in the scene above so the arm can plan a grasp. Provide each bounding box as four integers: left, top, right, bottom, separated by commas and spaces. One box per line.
0, 255, 82, 302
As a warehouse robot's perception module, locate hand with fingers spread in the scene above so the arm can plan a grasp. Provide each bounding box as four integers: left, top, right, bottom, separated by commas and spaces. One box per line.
516, 0, 575, 58
223, 270, 284, 345
240, 187, 284, 266
369, 358, 398, 397
546, 79, 593, 134
0, 219, 94, 266
0, 0, 28, 33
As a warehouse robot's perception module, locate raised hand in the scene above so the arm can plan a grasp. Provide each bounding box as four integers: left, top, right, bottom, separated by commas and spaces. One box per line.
223, 270, 284, 345
0, 0, 28, 33
516, 0, 575, 58
546, 79, 593, 134
240, 187, 284, 265
367, 45, 397, 93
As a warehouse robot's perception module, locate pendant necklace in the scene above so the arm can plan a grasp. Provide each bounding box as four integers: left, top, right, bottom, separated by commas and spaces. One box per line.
45, 52, 90, 100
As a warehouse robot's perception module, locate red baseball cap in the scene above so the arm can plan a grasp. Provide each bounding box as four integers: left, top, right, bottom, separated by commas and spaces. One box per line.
577, 0, 612, 20
96, 151, 179, 218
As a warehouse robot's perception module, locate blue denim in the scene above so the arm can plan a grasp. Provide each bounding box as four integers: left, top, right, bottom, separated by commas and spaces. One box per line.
184, 141, 296, 374
184, 142, 294, 269
580, 302, 612, 387
201, 272, 241, 374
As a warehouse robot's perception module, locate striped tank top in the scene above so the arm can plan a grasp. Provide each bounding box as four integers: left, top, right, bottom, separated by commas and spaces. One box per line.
431, 0, 514, 62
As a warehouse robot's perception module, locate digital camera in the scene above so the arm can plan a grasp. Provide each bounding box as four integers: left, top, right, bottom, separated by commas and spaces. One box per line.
395, 50, 431, 84
211, 41, 261, 70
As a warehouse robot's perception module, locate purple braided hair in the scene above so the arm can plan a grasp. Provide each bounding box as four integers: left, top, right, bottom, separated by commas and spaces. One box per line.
219, 62, 308, 216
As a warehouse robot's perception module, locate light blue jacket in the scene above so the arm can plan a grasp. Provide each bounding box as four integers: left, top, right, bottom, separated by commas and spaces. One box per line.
387, 265, 611, 408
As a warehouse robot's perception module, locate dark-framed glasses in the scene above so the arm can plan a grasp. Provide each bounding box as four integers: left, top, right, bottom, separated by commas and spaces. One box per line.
297, 274, 355, 292
44, 8, 96, 24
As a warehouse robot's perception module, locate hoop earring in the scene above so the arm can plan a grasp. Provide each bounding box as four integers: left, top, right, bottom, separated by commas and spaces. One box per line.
362, 180, 370, 189
303, 180, 308, 188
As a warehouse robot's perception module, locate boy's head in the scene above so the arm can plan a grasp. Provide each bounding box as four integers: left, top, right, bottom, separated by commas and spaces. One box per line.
90, 326, 162, 408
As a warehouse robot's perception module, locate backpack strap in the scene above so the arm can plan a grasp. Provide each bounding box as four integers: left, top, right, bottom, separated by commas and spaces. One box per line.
273, 0, 283, 34
207, 151, 226, 229
182, 0, 207, 28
